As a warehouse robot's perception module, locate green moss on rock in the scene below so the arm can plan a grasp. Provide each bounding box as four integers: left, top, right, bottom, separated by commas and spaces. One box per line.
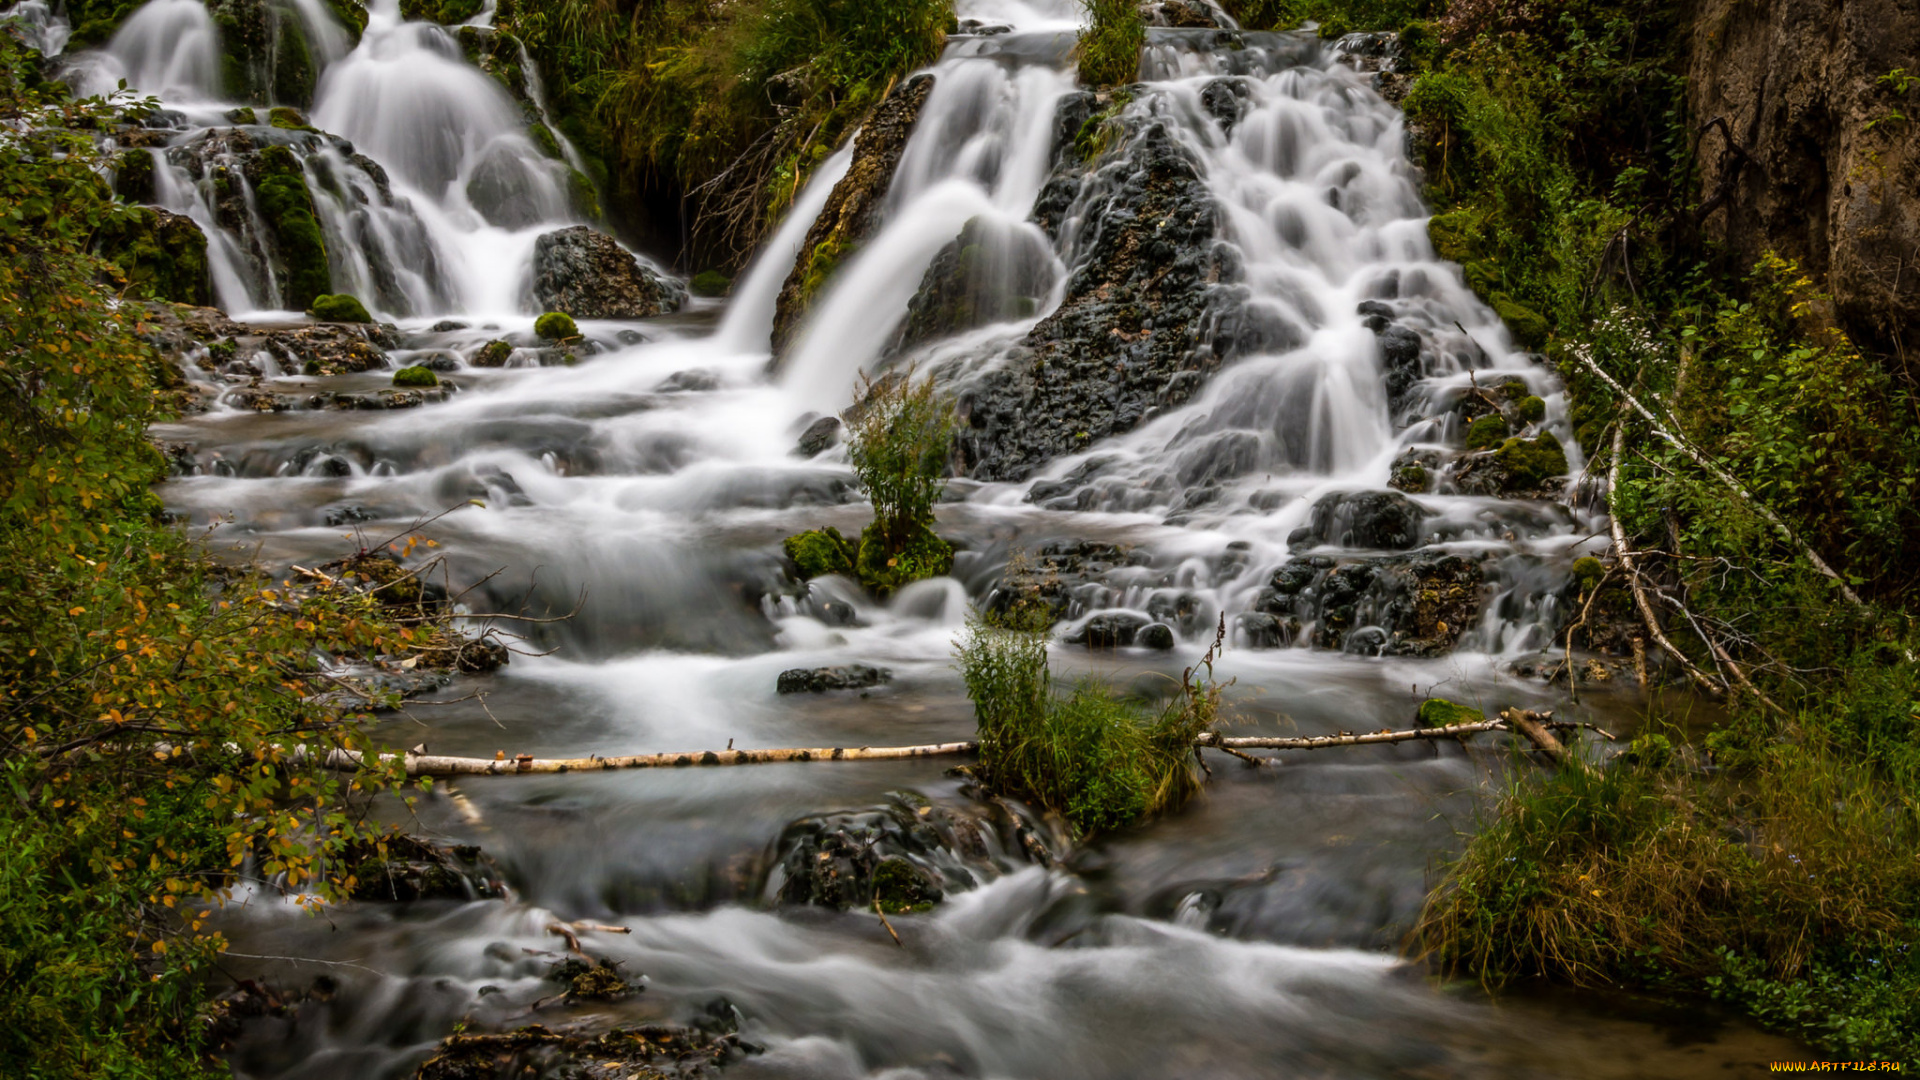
1418, 698, 1485, 728
1492, 292, 1549, 348
471, 339, 513, 367
93, 207, 213, 307
253, 145, 330, 311
690, 270, 732, 297
1426, 209, 1479, 264
1465, 413, 1508, 451
268, 106, 317, 132
872, 857, 940, 914
392, 365, 438, 387
533, 311, 578, 340
1494, 430, 1568, 489
782, 527, 857, 580
309, 293, 372, 322
1516, 394, 1546, 423
225, 106, 259, 125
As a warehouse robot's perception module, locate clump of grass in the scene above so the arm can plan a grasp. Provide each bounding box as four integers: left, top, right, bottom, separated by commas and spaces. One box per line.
957, 565, 1223, 837
1076, 0, 1144, 89
1416, 713, 1920, 1060
843, 369, 955, 594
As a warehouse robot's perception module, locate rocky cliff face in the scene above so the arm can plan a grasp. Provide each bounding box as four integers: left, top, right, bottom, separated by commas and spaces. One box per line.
1688, 0, 1920, 354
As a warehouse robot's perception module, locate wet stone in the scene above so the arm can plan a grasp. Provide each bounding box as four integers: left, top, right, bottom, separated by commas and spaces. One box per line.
775, 664, 892, 694
793, 415, 842, 458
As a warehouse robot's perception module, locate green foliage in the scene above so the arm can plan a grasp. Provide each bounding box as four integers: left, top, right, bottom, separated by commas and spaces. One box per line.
534, 310, 579, 339
252, 145, 330, 311
400, 0, 484, 23
92, 207, 213, 307
1076, 0, 1143, 89
689, 269, 732, 296
954, 603, 1219, 837
392, 364, 439, 387
309, 292, 372, 322
839, 370, 954, 594
782, 526, 857, 579
1219, 0, 1437, 32
1463, 412, 1506, 450
1417, 697, 1483, 727
508, 0, 949, 263
0, 41, 432, 1073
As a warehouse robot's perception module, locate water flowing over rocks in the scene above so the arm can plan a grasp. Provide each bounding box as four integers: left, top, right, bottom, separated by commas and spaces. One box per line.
957, 115, 1240, 482
531, 226, 685, 319
769, 73, 936, 360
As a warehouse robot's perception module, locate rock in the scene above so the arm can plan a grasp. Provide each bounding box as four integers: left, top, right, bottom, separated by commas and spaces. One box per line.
310, 293, 372, 322
893, 215, 1055, 354
1464, 413, 1509, 450
1069, 611, 1152, 648
91, 206, 212, 307
1389, 448, 1440, 493
793, 416, 842, 458
113, 147, 155, 202
1293, 490, 1429, 550
1136, 622, 1177, 650
1236, 611, 1294, 648
249, 143, 332, 312
263, 322, 390, 375
343, 834, 507, 902
1256, 552, 1486, 655
956, 119, 1241, 482
1143, 0, 1222, 27
1687, 0, 1920, 355
456, 635, 510, 673
1491, 292, 1548, 348
1453, 431, 1568, 496
775, 664, 892, 694
770, 74, 937, 360
530, 226, 684, 319
654, 368, 720, 393
415, 1020, 749, 1080
430, 319, 469, 332
770, 793, 1059, 911
470, 338, 513, 367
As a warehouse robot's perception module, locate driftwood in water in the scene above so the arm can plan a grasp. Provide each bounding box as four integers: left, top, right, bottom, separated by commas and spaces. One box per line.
321, 712, 1606, 778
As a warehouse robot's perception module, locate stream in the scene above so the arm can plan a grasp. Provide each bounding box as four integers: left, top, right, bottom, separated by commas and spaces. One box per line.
12, 0, 1812, 1072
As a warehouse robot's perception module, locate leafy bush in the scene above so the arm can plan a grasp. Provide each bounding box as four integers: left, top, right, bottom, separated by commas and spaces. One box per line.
839, 370, 954, 593
1076, 0, 1143, 88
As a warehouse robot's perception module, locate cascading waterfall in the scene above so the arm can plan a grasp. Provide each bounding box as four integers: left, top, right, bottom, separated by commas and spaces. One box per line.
39, 0, 1774, 1074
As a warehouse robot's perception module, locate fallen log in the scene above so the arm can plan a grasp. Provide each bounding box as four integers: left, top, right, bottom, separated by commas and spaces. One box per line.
319, 714, 1610, 778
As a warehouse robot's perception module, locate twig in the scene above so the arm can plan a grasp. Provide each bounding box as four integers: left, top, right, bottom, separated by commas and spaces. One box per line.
872, 891, 903, 948
1607, 421, 1727, 696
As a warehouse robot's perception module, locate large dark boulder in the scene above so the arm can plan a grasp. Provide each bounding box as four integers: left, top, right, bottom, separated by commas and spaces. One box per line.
956, 119, 1243, 482
1256, 553, 1486, 655
770, 74, 936, 360
892, 215, 1055, 355
93, 207, 213, 307
531, 226, 684, 319
1290, 490, 1430, 550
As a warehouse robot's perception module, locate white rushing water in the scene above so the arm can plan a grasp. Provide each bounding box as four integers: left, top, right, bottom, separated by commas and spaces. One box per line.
49, 0, 1730, 1074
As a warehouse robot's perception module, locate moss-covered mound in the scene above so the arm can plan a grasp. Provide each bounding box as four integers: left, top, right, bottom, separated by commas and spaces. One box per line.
1417, 698, 1485, 728
309, 293, 371, 322
534, 311, 578, 340
1494, 430, 1568, 489
391, 364, 438, 387
854, 522, 953, 597
251, 145, 330, 311
92, 207, 212, 307
783, 526, 857, 580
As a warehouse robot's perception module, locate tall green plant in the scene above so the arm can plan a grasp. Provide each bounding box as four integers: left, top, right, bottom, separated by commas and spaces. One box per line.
844, 370, 956, 593
1076, 0, 1143, 88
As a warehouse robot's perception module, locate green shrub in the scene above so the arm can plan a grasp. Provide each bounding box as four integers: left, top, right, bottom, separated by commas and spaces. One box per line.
841, 370, 954, 595
1464, 412, 1507, 450
534, 311, 579, 340
954, 608, 1217, 837
392, 364, 438, 387
1076, 0, 1144, 89
310, 293, 372, 322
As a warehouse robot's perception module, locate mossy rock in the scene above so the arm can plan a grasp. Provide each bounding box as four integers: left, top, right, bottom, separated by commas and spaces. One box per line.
690, 270, 732, 298
309, 293, 372, 322
392, 365, 438, 387
253, 145, 330, 311
1515, 394, 1546, 424
1418, 698, 1485, 728
224, 106, 259, 125
399, 0, 482, 23
1491, 292, 1549, 348
1426, 209, 1479, 264
1465, 413, 1508, 451
534, 311, 578, 340
782, 527, 857, 580
872, 856, 940, 914
471, 339, 513, 367
527, 122, 561, 159
855, 523, 954, 597
113, 148, 154, 203
1494, 430, 1567, 489
268, 106, 317, 132
1571, 555, 1605, 593
564, 168, 601, 222
93, 207, 212, 307
1389, 461, 1429, 493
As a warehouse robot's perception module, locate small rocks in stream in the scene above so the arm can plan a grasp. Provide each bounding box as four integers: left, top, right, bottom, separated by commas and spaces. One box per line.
1067, 611, 1152, 648
775, 664, 891, 694
344, 835, 507, 902
546, 956, 635, 1002
414, 1019, 754, 1080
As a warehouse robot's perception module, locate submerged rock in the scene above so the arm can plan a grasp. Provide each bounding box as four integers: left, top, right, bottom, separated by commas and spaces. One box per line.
531, 226, 684, 319
1289, 490, 1430, 550
415, 1019, 751, 1080
793, 415, 842, 458
775, 664, 891, 694
770, 74, 936, 360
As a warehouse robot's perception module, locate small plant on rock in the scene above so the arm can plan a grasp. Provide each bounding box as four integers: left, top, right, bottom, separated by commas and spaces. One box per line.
844, 370, 956, 594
